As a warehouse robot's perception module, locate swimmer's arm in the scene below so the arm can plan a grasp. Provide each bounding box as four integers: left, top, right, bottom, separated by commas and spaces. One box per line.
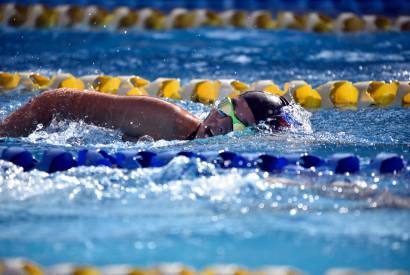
0, 88, 201, 140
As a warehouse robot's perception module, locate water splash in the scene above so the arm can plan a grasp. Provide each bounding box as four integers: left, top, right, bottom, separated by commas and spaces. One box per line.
24, 119, 124, 147
255, 102, 313, 135
22, 118, 187, 150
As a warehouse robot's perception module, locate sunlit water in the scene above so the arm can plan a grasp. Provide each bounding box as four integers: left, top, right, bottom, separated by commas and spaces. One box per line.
0, 29, 410, 274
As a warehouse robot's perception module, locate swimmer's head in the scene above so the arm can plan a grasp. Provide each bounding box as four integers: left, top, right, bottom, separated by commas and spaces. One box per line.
196, 91, 290, 139
231, 91, 290, 129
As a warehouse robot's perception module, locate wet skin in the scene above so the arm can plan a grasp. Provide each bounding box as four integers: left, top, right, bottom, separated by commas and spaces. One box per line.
0, 88, 201, 140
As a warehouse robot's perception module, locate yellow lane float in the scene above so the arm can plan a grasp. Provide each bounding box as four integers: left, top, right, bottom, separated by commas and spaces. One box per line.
84, 6, 113, 28
53, 74, 85, 89
277, 12, 304, 30
145, 78, 182, 99
0, 72, 21, 91
301, 13, 333, 32
0, 258, 43, 275
395, 16, 410, 31
141, 9, 166, 30
117, 76, 150, 96
284, 80, 321, 108
34, 5, 59, 28
216, 79, 250, 99
112, 7, 139, 30
354, 81, 399, 107
220, 10, 247, 27
396, 81, 410, 107
182, 79, 220, 104
250, 80, 285, 96
334, 13, 365, 32
182, 79, 250, 104
362, 15, 391, 32
166, 8, 194, 29
19, 72, 54, 90
316, 81, 359, 108
247, 11, 277, 29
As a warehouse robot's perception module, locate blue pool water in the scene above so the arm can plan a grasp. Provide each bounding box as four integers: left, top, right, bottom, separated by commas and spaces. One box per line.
0, 28, 410, 274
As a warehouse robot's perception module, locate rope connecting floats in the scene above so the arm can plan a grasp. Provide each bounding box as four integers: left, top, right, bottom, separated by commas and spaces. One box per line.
1, 259, 409, 275
0, 72, 409, 108
0, 146, 407, 174
1, 3, 409, 32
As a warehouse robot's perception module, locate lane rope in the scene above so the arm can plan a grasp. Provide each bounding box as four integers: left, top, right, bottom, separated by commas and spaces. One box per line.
0, 72, 409, 108
4, 258, 407, 275
1, 3, 409, 32
0, 146, 407, 174
2, 258, 410, 275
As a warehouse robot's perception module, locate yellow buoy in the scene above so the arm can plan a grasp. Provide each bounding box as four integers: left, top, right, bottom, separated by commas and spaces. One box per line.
159, 79, 182, 99
72, 266, 100, 275
35, 6, 58, 28
58, 76, 85, 90
22, 261, 44, 275
285, 81, 319, 108
366, 81, 398, 106
92, 76, 121, 94
191, 80, 219, 104
0, 72, 21, 90
330, 81, 359, 108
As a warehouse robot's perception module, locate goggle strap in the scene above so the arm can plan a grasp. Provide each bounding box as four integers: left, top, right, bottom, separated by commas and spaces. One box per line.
218, 98, 247, 131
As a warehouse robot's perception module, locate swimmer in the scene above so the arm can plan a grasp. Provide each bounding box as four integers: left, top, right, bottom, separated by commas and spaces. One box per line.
0, 88, 291, 140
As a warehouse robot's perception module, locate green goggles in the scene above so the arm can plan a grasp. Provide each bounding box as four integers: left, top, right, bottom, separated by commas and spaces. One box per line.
217, 97, 247, 131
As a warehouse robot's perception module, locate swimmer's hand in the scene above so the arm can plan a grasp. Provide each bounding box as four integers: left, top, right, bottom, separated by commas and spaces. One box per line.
0, 88, 200, 140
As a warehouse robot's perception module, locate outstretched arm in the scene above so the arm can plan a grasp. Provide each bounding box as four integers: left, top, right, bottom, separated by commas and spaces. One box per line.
0, 88, 201, 140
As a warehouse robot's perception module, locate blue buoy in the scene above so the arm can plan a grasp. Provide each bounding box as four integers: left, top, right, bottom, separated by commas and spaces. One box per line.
300, 154, 324, 168
373, 153, 404, 174
99, 150, 117, 164
36, 149, 76, 173
217, 151, 250, 168
256, 154, 288, 172
0, 146, 36, 171
177, 151, 206, 161
77, 149, 112, 167
136, 151, 175, 167
330, 153, 360, 174
113, 151, 141, 169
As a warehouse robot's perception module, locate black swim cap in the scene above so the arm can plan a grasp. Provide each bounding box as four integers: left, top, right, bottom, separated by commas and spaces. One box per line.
239, 91, 289, 124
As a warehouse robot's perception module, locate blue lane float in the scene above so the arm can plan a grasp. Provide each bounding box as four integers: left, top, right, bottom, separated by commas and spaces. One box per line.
36, 148, 77, 173
372, 153, 405, 174
0, 146, 36, 171
78, 149, 112, 167
214, 151, 252, 169
299, 154, 325, 169
113, 151, 141, 169
256, 154, 289, 172
0, 146, 407, 175
329, 153, 360, 174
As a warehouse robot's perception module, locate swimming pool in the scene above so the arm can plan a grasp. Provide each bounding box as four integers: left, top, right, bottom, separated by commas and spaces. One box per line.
1, 21, 410, 275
